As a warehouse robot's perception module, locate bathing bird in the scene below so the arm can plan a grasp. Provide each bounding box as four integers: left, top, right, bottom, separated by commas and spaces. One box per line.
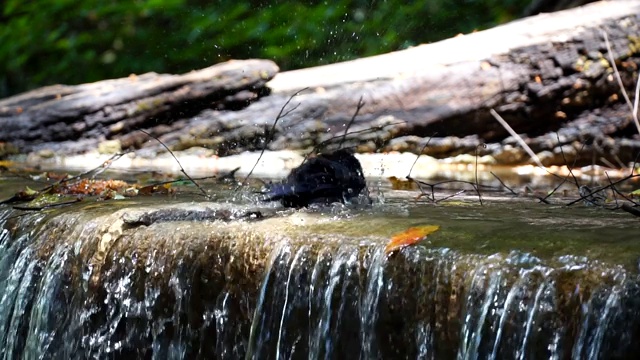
262, 149, 367, 208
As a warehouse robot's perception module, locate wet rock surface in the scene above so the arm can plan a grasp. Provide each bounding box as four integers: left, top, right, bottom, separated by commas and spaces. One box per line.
0, 196, 639, 358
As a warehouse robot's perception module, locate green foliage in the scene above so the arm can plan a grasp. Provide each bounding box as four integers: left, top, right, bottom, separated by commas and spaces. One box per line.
0, 0, 530, 98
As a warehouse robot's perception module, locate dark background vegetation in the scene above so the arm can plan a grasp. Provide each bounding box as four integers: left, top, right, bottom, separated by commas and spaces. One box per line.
1, 0, 590, 99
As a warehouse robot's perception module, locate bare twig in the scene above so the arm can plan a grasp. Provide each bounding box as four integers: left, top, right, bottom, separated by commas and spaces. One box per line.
604, 172, 619, 207
489, 109, 545, 168
239, 88, 307, 189
435, 190, 466, 203
539, 135, 584, 203
602, 29, 640, 135
474, 144, 485, 205
490, 171, 518, 196
139, 129, 210, 199
309, 121, 405, 156
566, 173, 640, 206
524, 186, 551, 204
556, 133, 580, 187
338, 96, 365, 149
602, 30, 634, 111
634, 74, 640, 135
542, 180, 571, 204
0, 152, 129, 206
64, 153, 126, 183
411, 178, 496, 203
599, 157, 617, 170
604, 172, 640, 206
140, 175, 218, 188
406, 135, 435, 196
4, 153, 126, 188
13, 198, 82, 211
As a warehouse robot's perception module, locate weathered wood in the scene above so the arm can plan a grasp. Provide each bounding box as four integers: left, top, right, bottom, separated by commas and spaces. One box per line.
1, 1, 640, 166
0, 60, 278, 152
171, 0, 640, 165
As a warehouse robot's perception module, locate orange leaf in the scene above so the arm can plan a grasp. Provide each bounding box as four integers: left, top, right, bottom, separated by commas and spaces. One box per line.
138, 183, 174, 195
385, 225, 440, 255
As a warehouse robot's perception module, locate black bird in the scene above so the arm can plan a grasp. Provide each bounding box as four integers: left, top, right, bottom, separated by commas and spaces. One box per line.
263, 149, 367, 208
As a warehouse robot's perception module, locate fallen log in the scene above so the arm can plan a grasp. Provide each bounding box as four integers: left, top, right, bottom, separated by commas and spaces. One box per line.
0, 60, 278, 153
1, 1, 639, 166
172, 0, 640, 165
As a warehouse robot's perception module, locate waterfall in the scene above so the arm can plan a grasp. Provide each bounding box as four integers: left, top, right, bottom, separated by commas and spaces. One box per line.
246, 247, 640, 359
0, 205, 639, 359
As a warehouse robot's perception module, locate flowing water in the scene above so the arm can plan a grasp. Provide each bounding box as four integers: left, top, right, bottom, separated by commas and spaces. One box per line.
0, 175, 638, 359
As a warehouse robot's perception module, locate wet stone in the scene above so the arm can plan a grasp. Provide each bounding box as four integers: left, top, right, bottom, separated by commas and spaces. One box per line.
0, 196, 639, 358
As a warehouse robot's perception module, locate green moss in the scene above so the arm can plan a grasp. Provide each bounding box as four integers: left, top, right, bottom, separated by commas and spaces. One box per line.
628, 35, 640, 53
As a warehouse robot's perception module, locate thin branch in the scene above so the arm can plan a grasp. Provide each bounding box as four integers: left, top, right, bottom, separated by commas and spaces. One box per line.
338, 96, 365, 149
435, 190, 466, 203
310, 121, 405, 156
634, 72, 640, 135
599, 157, 617, 170
556, 132, 580, 187
141, 175, 218, 188
565, 173, 640, 206
13, 198, 82, 211
542, 178, 570, 204
539, 134, 584, 203
490, 171, 518, 196
602, 29, 640, 135
604, 172, 640, 207
474, 144, 485, 205
139, 129, 210, 199
239, 88, 307, 189
410, 178, 497, 204
37, 153, 124, 193
524, 185, 551, 204
604, 172, 619, 207
406, 135, 435, 197
0, 152, 128, 206
489, 109, 545, 168
407, 135, 435, 179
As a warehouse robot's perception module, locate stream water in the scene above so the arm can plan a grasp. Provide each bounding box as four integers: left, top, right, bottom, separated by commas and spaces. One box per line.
0, 173, 638, 359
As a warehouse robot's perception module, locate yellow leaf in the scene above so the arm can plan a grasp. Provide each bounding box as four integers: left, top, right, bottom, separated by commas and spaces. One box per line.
0, 160, 14, 169
23, 186, 38, 196
388, 176, 417, 190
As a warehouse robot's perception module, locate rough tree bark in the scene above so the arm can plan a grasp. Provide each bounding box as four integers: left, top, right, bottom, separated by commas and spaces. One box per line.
0, 1, 639, 166
0, 60, 278, 153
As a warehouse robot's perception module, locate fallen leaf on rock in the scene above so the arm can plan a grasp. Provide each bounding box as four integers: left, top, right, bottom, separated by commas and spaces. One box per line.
388, 176, 417, 190
13, 193, 81, 210
0, 160, 14, 170
58, 179, 131, 196
138, 183, 174, 196
385, 225, 440, 255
